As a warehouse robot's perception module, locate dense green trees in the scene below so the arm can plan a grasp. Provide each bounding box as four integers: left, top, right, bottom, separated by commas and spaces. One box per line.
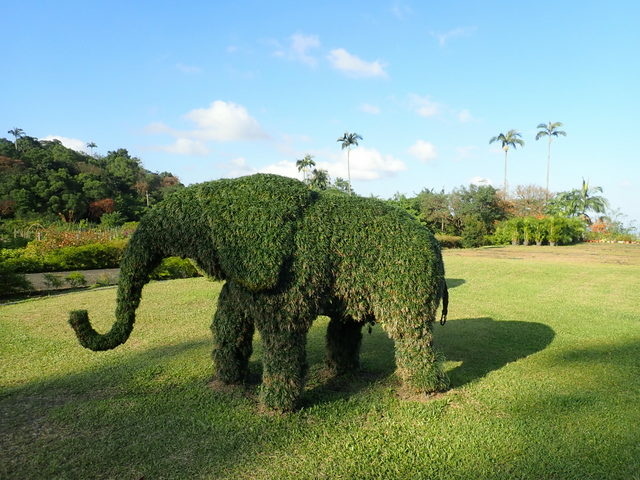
546, 179, 608, 222
388, 184, 509, 246
0, 134, 183, 223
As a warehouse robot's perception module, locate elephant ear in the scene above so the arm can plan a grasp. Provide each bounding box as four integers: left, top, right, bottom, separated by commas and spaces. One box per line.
197, 174, 314, 291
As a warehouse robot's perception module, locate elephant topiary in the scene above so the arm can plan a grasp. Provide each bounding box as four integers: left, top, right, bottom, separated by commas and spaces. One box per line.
70, 174, 450, 411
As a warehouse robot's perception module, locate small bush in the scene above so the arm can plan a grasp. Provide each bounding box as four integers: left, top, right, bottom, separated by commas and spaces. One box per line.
43, 273, 64, 289
93, 273, 116, 287
461, 217, 487, 248
46, 240, 127, 271
0, 263, 33, 296
65, 272, 87, 287
150, 257, 200, 280
100, 212, 126, 228
532, 218, 549, 246
493, 216, 586, 246
434, 234, 463, 249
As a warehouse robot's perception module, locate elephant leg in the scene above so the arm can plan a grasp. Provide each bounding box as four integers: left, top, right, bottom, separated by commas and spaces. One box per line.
211, 283, 255, 384
258, 327, 308, 412
325, 316, 364, 374
389, 322, 449, 394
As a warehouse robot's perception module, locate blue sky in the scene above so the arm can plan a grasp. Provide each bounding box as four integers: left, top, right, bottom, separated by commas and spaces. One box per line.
5, 1, 639, 227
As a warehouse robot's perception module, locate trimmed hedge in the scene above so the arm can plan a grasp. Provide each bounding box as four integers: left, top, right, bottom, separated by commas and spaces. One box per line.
68, 173, 449, 412
492, 216, 586, 246
1, 240, 127, 273
150, 257, 199, 280
435, 234, 463, 249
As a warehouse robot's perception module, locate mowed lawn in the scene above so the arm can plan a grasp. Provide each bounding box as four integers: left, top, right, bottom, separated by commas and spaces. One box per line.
1, 244, 639, 479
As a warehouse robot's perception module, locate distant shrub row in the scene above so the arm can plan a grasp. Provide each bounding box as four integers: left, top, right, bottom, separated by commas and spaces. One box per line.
1, 240, 127, 273
492, 216, 586, 246
434, 234, 463, 249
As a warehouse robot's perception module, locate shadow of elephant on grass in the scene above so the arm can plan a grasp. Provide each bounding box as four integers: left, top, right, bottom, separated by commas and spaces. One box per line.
436, 317, 555, 388
300, 316, 554, 405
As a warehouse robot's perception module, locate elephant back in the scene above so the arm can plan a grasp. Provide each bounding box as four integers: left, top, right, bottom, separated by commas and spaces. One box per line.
196, 174, 315, 291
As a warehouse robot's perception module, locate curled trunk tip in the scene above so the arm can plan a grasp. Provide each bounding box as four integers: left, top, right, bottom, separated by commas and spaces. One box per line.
69, 309, 132, 351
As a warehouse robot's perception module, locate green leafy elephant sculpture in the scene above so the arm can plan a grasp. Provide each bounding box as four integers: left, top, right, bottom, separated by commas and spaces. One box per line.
70, 174, 450, 411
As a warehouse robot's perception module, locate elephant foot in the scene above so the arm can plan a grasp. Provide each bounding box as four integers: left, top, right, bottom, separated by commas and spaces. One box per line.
393, 333, 450, 394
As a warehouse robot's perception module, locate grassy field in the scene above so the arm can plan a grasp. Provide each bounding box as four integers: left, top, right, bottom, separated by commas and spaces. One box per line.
1, 243, 639, 479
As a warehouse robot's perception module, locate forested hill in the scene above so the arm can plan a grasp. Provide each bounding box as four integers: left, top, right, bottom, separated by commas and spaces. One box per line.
0, 135, 184, 223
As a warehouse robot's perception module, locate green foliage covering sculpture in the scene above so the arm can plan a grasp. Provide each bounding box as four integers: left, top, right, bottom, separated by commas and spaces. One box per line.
69, 174, 450, 411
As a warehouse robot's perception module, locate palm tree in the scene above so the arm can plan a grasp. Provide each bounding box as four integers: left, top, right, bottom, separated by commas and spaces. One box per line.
535, 121, 566, 201
337, 132, 362, 194
489, 129, 524, 196
295, 154, 315, 183
575, 179, 608, 222
309, 168, 330, 190
548, 179, 608, 223
86, 141, 98, 156
7, 127, 25, 149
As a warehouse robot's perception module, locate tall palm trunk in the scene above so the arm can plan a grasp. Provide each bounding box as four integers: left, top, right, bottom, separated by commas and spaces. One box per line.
69, 230, 162, 351
503, 148, 509, 196
545, 138, 552, 202
347, 148, 352, 195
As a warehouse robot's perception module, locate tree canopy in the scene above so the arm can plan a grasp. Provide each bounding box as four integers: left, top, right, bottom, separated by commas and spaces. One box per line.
0, 134, 183, 222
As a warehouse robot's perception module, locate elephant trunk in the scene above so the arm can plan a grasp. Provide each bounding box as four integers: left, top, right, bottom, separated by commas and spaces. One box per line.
69, 229, 163, 351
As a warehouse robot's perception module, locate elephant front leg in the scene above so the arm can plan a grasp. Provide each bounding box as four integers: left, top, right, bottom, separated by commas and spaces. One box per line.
211, 283, 255, 384
325, 316, 364, 374
259, 327, 308, 412
392, 323, 449, 394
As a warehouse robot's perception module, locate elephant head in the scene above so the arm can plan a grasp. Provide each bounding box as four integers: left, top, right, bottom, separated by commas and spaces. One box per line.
69, 174, 314, 351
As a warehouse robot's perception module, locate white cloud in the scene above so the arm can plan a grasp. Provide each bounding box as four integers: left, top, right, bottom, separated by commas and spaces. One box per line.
158, 138, 209, 156
391, 2, 412, 19
272, 33, 321, 66
430, 27, 477, 46
290, 33, 321, 66
256, 147, 405, 183
144, 122, 177, 135
324, 147, 406, 180
219, 157, 257, 177
259, 160, 303, 179
184, 101, 268, 142
455, 145, 478, 161
408, 140, 437, 163
409, 94, 440, 117
176, 63, 202, 74
41, 135, 87, 152
327, 48, 388, 78
458, 109, 473, 123
360, 103, 381, 115
144, 101, 268, 155
470, 176, 492, 186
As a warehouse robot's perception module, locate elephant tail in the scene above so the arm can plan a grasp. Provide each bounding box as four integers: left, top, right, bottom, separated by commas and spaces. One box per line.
439, 281, 449, 326
69, 228, 162, 351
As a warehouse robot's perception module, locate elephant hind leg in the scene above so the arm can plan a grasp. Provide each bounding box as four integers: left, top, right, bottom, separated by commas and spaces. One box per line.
211, 283, 255, 384
325, 316, 364, 375
390, 322, 449, 394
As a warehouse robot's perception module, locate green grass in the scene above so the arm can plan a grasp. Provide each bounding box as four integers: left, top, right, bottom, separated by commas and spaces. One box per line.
1, 244, 639, 479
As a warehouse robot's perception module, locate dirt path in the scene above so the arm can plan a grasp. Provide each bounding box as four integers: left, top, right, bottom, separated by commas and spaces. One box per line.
444, 243, 640, 266
24, 268, 120, 291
